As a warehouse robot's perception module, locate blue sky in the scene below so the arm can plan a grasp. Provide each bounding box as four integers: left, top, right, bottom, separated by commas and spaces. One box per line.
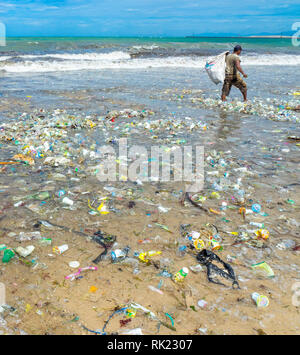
0, 0, 298, 36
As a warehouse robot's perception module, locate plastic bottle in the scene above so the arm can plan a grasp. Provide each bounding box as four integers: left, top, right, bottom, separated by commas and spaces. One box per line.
173, 267, 189, 282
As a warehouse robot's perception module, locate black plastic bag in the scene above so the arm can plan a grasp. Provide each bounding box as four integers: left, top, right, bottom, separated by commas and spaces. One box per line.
197, 249, 240, 289
92, 230, 116, 264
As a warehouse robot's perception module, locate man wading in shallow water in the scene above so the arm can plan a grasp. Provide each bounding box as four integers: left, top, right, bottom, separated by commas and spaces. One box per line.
221, 45, 248, 102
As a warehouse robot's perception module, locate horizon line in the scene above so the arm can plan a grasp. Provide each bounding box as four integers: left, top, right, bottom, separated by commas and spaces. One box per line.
4, 35, 296, 39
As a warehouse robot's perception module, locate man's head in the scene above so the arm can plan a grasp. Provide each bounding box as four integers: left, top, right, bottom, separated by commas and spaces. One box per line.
233, 45, 242, 55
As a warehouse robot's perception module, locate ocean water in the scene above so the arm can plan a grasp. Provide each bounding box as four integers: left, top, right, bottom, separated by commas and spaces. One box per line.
0, 37, 299, 156
0, 37, 299, 105
1, 37, 300, 73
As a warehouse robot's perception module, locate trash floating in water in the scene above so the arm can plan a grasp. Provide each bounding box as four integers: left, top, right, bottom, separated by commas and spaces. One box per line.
13, 154, 35, 166
189, 94, 300, 123
0, 93, 298, 335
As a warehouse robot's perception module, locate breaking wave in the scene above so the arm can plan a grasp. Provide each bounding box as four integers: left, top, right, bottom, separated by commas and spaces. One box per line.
1, 51, 300, 73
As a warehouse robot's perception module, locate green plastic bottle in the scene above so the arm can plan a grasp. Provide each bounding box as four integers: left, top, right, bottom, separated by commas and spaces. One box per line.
173, 267, 189, 283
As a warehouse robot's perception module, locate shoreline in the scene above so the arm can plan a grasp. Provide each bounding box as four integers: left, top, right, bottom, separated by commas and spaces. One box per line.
0, 88, 299, 334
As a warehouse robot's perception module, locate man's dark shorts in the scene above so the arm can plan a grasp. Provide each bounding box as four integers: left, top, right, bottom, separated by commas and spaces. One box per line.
222, 74, 247, 96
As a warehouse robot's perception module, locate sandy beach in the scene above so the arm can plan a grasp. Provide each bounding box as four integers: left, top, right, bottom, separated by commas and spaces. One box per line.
0, 37, 300, 335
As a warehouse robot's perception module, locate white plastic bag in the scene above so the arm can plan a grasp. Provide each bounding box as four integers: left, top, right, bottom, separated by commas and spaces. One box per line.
205, 51, 228, 85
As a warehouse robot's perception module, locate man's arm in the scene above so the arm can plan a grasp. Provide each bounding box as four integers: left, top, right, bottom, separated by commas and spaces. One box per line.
236, 59, 248, 78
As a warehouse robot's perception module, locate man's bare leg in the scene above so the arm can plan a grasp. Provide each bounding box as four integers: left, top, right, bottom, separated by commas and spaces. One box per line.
242, 90, 247, 102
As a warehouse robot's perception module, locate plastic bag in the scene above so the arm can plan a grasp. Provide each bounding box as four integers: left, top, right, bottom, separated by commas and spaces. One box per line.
197, 249, 240, 289
92, 230, 116, 264
205, 51, 228, 85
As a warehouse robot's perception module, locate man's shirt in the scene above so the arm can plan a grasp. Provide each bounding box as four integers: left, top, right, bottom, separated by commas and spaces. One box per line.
225, 53, 241, 76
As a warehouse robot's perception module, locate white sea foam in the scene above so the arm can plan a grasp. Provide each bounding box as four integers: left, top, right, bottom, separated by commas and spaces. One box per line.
1, 52, 300, 73
0, 56, 11, 61
19, 51, 131, 61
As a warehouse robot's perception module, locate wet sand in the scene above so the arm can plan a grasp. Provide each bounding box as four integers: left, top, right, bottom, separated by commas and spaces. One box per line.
0, 86, 299, 335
